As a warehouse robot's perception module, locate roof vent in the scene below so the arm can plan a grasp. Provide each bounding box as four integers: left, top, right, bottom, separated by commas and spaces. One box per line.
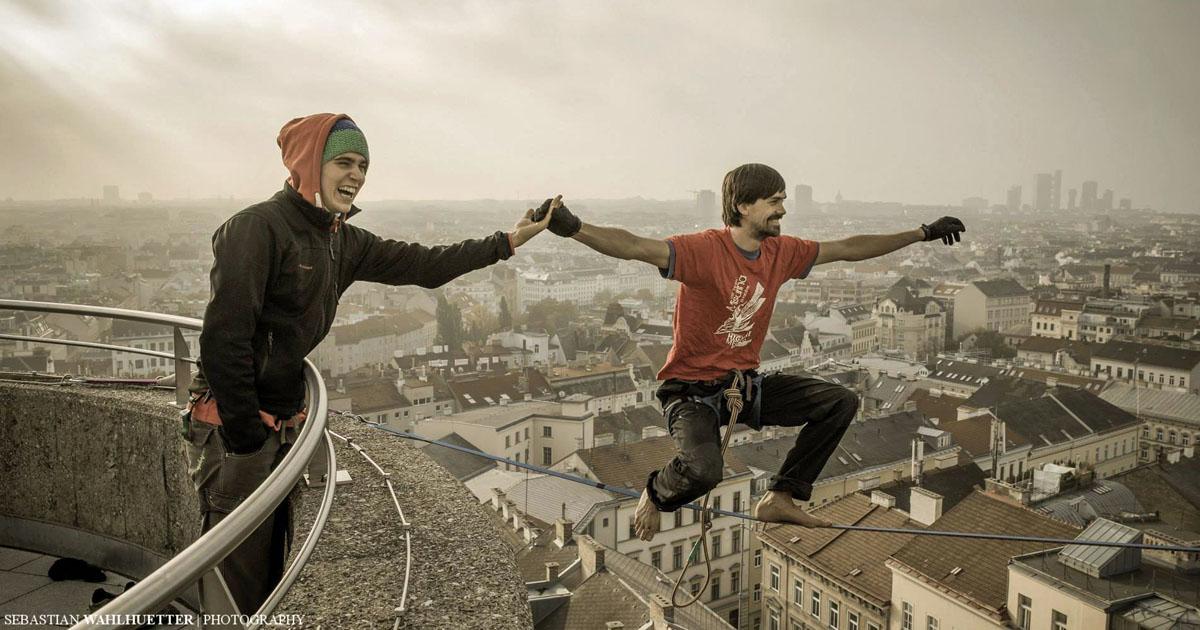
848, 568, 862, 577
949, 566, 964, 576
789, 536, 801, 544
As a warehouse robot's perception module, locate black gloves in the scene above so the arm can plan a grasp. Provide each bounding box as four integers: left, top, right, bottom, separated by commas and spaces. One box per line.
921, 216, 966, 245
532, 198, 582, 238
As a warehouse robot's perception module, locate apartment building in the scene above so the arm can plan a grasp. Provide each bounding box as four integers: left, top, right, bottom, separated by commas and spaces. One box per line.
805, 303, 878, 357
552, 437, 755, 626
413, 398, 594, 471
1090, 339, 1200, 394
1099, 383, 1200, 463
874, 289, 945, 361
952, 279, 1032, 338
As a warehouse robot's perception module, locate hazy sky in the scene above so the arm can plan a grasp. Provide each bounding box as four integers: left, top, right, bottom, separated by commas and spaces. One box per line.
2, 1, 1198, 211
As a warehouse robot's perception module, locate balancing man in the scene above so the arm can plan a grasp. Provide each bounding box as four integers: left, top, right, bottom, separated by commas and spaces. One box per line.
534, 163, 964, 539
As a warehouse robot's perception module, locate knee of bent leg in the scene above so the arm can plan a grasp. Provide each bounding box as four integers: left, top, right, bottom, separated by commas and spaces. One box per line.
687, 446, 726, 490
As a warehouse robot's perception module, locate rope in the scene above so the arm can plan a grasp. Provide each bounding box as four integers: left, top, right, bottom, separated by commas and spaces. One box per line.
669, 370, 745, 608
327, 411, 1200, 555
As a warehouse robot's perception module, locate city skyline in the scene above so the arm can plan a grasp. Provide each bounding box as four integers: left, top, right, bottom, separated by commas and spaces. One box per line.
2, 1, 1198, 212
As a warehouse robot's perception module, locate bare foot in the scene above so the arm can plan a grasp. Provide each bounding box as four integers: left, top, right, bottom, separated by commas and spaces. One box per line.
634, 488, 661, 541
753, 490, 832, 528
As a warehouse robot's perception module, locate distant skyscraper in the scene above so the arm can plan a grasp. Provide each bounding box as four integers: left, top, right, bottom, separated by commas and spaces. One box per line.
694, 189, 717, 216
1006, 185, 1021, 213
1035, 173, 1053, 211
1051, 170, 1062, 210
962, 197, 988, 211
1068, 189, 1077, 211
1102, 189, 1114, 211
102, 185, 120, 203
1119, 198, 1132, 211
1081, 180, 1098, 211
794, 184, 813, 212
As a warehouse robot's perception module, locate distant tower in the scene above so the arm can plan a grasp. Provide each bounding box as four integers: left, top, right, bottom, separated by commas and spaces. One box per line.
794, 184, 814, 212
1035, 173, 1053, 211
102, 185, 120, 203
1119, 198, 1132, 211
693, 189, 717, 216
1081, 181, 1098, 211
1101, 189, 1114, 211
1068, 189, 1077, 211
835, 190, 843, 204
1006, 185, 1021, 214
1051, 170, 1062, 211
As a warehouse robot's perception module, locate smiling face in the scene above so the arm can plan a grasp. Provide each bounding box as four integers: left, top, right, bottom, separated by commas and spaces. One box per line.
319, 152, 368, 214
738, 190, 787, 239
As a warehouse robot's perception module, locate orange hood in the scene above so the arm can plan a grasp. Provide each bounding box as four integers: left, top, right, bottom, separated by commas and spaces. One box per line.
276, 113, 353, 208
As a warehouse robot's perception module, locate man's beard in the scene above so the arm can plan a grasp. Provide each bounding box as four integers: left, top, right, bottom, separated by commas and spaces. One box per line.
753, 218, 782, 239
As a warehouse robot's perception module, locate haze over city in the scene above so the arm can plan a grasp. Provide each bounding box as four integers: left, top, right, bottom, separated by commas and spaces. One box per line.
2, 0, 1199, 212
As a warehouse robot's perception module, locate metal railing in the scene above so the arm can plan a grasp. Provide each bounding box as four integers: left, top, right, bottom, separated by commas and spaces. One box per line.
0, 299, 337, 629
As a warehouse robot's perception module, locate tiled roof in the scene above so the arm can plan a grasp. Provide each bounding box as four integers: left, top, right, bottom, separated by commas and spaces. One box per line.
962, 375, 1051, 410
594, 406, 667, 440
345, 379, 409, 413
332, 312, 433, 346
761, 493, 919, 604
1099, 383, 1200, 426
1033, 299, 1085, 316
503, 474, 614, 527
1092, 339, 1200, 371
516, 528, 579, 584
971, 278, 1029, 298
890, 492, 1079, 613
1034, 481, 1144, 528
419, 432, 494, 481
988, 389, 1138, 451
576, 436, 750, 491
869, 460, 987, 514
925, 359, 1003, 387
444, 370, 554, 410
940, 414, 1028, 458
905, 388, 965, 424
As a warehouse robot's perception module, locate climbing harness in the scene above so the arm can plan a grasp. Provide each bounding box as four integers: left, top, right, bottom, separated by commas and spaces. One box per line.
668, 370, 747, 608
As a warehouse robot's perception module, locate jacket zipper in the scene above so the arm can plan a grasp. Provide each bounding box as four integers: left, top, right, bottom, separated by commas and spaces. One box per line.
259, 329, 274, 378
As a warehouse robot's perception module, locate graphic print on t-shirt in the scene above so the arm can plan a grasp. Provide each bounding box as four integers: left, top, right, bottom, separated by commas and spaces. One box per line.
714, 275, 766, 348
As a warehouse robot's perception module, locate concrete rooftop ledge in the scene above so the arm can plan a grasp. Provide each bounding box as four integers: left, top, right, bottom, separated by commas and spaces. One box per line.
278, 413, 531, 628
0, 379, 531, 628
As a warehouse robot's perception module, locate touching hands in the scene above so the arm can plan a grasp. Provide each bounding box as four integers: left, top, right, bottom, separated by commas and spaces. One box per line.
532, 196, 583, 237
510, 194, 560, 248
920, 216, 966, 245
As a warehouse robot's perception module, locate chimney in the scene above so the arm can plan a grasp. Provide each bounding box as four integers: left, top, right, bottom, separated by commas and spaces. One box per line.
909, 487, 944, 525
870, 490, 896, 508
491, 488, 506, 510
649, 594, 675, 630
544, 562, 559, 583
336, 378, 345, 394
911, 438, 925, 485
605, 623, 624, 630
555, 518, 574, 547
579, 536, 606, 578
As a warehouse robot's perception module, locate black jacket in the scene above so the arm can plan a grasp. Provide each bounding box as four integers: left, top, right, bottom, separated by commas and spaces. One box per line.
194, 185, 513, 452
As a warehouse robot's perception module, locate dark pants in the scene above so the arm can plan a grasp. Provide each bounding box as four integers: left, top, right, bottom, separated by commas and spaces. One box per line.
646, 372, 859, 512
184, 420, 298, 616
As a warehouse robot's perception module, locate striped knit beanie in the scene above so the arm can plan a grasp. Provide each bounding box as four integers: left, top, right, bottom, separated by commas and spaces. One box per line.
322, 119, 369, 163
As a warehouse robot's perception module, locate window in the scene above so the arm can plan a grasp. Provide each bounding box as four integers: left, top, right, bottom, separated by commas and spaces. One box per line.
714, 496, 722, 512
926, 615, 938, 630
754, 549, 762, 567
829, 600, 840, 629
769, 563, 780, 591
867, 624, 880, 630
673, 545, 683, 571
730, 570, 740, 593
711, 575, 721, 600
1157, 428, 1164, 441
902, 602, 913, 630
848, 612, 860, 630
769, 606, 780, 630
711, 532, 722, 558
1017, 594, 1032, 630
730, 609, 739, 629
543, 447, 552, 465
1169, 431, 1177, 445
1052, 610, 1068, 630
651, 550, 661, 569
793, 578, 804, 605
811, 589, 821, 618
1184, 433, 1191, 447
627, 517, 635, 539
734, 491, 742, 512
514, 431, 520, 444
505, 435, 511, 448
732, 528, 742, 553
753, 584, 761, 602
690, 580, 700, 596
674, 511, 683, 529
524, 428, 529, 440
543, 426, 552, 437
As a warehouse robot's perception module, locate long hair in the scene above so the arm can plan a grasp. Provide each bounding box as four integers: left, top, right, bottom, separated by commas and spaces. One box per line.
721, 163, 786, 226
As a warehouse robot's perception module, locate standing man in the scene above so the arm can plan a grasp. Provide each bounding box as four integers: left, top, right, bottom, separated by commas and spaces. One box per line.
184, 113, 556, 613
533, 163, 964, 539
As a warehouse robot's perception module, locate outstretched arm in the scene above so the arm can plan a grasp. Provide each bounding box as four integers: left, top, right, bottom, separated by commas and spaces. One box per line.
572, 223, 670, 269
815, 216, 965, 265
530, 197, 669, 268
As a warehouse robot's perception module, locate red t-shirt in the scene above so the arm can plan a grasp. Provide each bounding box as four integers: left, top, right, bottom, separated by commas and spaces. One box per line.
657, 228, 820, 381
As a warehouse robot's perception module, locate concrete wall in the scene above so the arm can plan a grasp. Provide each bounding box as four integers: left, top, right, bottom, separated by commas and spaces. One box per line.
0, 381, 199, 557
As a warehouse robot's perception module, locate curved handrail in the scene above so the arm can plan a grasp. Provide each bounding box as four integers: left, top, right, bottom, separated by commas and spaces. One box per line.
0, 299, 335, 629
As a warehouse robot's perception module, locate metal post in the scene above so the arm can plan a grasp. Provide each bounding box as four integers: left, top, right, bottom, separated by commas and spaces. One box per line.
174, 327, 190, 408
